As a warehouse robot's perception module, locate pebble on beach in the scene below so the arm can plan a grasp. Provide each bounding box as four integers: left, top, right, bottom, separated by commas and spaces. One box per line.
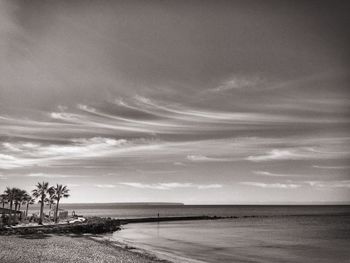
0, 234, 168, 263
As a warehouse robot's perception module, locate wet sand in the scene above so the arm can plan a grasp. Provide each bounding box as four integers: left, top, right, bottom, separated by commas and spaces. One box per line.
0, 233, 170, 263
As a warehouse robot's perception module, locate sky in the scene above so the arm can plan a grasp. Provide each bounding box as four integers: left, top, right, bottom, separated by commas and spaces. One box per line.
0, 0, 349, 204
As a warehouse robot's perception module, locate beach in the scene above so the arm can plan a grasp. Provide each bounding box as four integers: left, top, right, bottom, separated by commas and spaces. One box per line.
0, 233, 168, 263
1, 206, 349, 263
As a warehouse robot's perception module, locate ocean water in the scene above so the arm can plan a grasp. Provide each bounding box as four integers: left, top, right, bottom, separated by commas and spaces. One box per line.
26, 204, 350, 262
111, 213, 350, 263
28, 203, 350, 219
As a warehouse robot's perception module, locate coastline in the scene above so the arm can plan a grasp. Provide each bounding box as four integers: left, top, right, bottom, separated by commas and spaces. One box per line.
93, 234, 207, 263
2, 209, 349, 263
0, 216, 223, 263
0, 233, 172, 263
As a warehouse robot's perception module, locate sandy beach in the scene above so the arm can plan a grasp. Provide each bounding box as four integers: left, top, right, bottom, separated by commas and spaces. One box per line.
0, 233, 169, 263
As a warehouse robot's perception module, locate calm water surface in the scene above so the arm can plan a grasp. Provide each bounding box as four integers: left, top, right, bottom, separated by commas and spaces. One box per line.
29, 203, 350, 218
111, 215, 350, 263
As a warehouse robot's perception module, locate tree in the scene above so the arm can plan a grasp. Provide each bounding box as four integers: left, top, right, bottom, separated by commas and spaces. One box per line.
4, 187, 17, 211
23, 193, 35, 217
0, 194, 7, 208
14, 189, 27, 211
0, 194, 8, 219
52, 184, 70, 223
43, 189, 56, 221
4, 187, 16, 224
32, 182, 50, 225
47, 188, 56, 210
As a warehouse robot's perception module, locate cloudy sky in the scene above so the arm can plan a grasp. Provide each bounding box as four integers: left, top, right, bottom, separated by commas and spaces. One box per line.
0, 0, 349, 204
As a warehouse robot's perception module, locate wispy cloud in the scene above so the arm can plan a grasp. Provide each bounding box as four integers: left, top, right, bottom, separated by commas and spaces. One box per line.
253, 171, 292, 177
305, 180, 350, 189
133, 95, 302, 125
247, 147, 350, 162
0, 153, 20, 169
312, 165, 350, 170
1, 135, 349, 170
241, 180, 350, 190
95, 184, 116, 188
0, 0, 349, 204
210, 75, 263, 92
120, 182, 223, 190
0, 137, 165, 169
27, 173, 83, 178
186, 154, 233, 162
247, 149, 306, 162
240, 182, 301, 189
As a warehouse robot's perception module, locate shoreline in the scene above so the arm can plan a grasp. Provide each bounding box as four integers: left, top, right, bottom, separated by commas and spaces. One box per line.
0, 217, 222, 263
93, 233, 207, 263
0, 217, 221, 263
90, 235, 183, 263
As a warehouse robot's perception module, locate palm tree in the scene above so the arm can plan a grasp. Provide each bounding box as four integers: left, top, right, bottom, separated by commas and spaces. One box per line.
16, 189, 29, 221
14, 189, 27, 211
0, 194, 8, 219
43, 191, 56, 221
23, 193, 35, 217
4, 187, 16, 224
52, 184, 70, 223
0, 194, 7, 208
47, 188, 56, 210
32, 182, 50, 225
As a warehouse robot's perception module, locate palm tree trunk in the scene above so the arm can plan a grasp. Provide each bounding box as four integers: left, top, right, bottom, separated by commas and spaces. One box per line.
13, 203, 17, 223
9, 200, 13, 225
39, 197, 44, 225
26, 203, 29, 217
55, 198, 60, 223
1, 201, 5, 221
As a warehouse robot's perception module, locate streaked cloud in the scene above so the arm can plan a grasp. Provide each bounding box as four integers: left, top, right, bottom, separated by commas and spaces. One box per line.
27, 173, 83, 178
241, 180, 350, 190
210, 75, 264, 92
312, 165, 350, 170
240, 182, 301, 189
253, 171, 291, 177
306, 180, 350, 189
120, 182, 223, 190
247, 147, 350, 162
247, 149, 307, 162
132, 95, 332, 125
187, 155, 233, 162
95, 184, 116, 188
0, 0, 348, 204
0, 137, 165, 169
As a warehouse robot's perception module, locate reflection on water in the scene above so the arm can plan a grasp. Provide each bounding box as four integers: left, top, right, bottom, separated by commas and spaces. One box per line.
112, 215, 350, 263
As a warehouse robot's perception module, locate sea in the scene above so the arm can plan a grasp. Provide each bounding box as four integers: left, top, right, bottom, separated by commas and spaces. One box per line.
29, 204, 350, 263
